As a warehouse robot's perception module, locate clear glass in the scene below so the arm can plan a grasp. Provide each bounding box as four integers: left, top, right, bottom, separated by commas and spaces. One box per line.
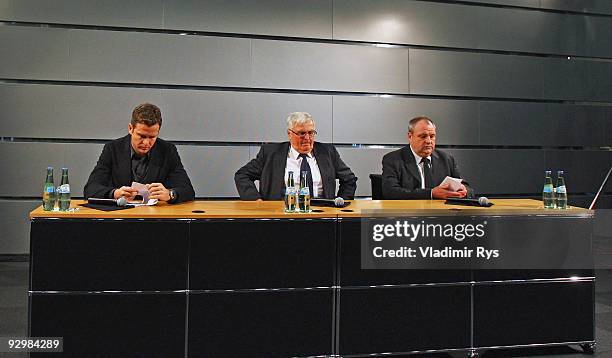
42, 167, 55, 211
542, 170, 555, 209
284, 171, 297, 213
298, 171, 311, 213
58, 167, 71, 211
556, 170, 567, 209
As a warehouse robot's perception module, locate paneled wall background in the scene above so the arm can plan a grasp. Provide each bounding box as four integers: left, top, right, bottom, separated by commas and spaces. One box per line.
1, 0, 611, 254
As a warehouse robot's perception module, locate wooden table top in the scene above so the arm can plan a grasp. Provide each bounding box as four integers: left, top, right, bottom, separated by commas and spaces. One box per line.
30, 199, 591, 219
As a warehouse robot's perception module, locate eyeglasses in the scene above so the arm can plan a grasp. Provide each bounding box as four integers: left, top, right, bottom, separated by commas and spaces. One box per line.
289, 129, 317, 138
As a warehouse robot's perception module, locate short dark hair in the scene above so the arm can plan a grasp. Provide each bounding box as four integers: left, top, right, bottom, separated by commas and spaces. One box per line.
131, 103, 162, 127
408, 116, 435, 133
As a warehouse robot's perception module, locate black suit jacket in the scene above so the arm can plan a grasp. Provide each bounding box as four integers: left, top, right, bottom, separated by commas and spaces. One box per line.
84, 135, 195, 203
234, 142, 357, 200
382, 146, 473, 199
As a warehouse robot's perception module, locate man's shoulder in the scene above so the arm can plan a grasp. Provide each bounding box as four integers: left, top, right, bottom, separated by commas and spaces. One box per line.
432, 148, 454, 160
383, 146, 408, 161
259, 142, 289, 153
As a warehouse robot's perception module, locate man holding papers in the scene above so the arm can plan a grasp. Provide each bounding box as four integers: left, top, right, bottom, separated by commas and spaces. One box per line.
84, 103, 195, 204
382, 116, 474, 199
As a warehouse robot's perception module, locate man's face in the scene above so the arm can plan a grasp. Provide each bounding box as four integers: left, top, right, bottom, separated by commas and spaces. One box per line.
128, 123, 160, 156
288, 122, 316, 154
408, 120, 436, 157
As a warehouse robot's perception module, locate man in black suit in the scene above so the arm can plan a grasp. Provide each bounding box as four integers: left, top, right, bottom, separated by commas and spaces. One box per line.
382, 116, 473, 199
234, 112, 357, 200
84, 103, 195, 203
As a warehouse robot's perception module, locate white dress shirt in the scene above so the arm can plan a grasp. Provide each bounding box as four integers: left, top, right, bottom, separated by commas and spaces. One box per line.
410, 146, 432, 198
284, 146, 323, 197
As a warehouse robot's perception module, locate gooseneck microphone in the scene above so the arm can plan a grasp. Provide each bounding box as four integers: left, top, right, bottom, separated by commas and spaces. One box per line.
445, 196, 493, 207
310, 197, 350, 208
87, 197, 128, 207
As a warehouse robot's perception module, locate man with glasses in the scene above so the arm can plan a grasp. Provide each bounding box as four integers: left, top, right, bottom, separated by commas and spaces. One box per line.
382, 116, 473, 199
84, 103, 195, 203
235, 112, 357, 200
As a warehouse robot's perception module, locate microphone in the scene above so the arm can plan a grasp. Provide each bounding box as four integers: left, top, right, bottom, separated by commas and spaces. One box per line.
310, 197, 350, 208
445, 197, 493, 207
87, 197, 128, 207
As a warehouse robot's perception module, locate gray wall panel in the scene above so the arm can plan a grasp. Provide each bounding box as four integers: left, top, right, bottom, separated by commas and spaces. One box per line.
0, 83, 333, 142
252, 40, 409, 93
587, 61, 612, 102
584, 16, 612, 58
0, 142, 104, 197
68, 30, 251, 86
336, 147, 395, 197
332, 96, 479, 145
333, 0, 478, 48
0, 83, 161, 139
164, 0, 332, 38
0, 0, 163, 28
545, 150, 612, 193
161, 91, 333, 143
0, 27, 69, 79
177, 145, 249, 197
476, 6, 583, 56
542, 58, 588, 101
0, 200, 38, 254
409, 49, 543, 99
447, 149, 545, 195
540, 0, 612, 14
479, 102, 608, 146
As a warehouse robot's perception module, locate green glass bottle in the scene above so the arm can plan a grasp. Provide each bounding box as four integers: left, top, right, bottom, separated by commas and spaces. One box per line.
58, 167, 71, 211
42, 167, 55, 211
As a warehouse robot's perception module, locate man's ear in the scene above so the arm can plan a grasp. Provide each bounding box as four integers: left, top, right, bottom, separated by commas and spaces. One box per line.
128, 123, 133, 134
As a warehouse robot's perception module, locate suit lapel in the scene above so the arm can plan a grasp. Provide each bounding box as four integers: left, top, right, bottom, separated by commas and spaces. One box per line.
143, 143, 161, 184
271, 142, 289, 197
430, 150, 446, 185
313, 143, 331, 198
401, 146, 422, 186
117, 135, 134, 186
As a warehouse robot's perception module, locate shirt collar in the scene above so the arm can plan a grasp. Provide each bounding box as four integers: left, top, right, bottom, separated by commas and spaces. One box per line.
288, 145, 312, 160
409, 145, 430, 165
130, 145, 150, 160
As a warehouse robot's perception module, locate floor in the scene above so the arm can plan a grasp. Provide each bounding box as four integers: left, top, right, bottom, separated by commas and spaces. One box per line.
1, 262, 611, 357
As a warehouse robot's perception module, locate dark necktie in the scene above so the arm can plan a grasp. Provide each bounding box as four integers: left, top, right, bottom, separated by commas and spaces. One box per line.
299, 153, 314, 197
421, 157, 433, 189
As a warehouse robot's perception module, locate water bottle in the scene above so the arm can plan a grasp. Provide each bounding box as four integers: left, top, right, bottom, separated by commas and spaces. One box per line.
556, 170, 567, 209
542, 170, 555, 209
58, 167, 71, 211
298, 171, 311, 213
284, 171, 297, 213
42, 167, 56, 211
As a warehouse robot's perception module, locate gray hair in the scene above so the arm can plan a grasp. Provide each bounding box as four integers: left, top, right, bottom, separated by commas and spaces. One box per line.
408, 116, 435, 133
286, 112, 314, 130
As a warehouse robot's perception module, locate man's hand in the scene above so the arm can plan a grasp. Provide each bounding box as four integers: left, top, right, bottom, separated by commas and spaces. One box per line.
114, 186, 138, 200
148, 183, 171, 202
431, 182, 465, 199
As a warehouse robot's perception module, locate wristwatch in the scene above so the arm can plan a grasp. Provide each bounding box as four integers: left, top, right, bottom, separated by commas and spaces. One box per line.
169, 189, 177, 202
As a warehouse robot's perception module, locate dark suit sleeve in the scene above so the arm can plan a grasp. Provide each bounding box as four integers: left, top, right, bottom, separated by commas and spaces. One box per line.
381, 153, 431, 200
84, 143, 116, 199
234, 147, 265, 200
164, 145, 195, 203
331, 146, 357, 199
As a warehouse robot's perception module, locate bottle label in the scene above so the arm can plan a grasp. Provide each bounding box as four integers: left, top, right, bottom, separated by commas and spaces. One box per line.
58, 184, 70, 194
557, 185, 566, 194
543, 184, 553, 193
300, 187, 310, 195
45, 186, 55, 193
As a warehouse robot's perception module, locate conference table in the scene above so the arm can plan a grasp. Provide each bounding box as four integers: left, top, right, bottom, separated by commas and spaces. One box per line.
29, 199, 595, 357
